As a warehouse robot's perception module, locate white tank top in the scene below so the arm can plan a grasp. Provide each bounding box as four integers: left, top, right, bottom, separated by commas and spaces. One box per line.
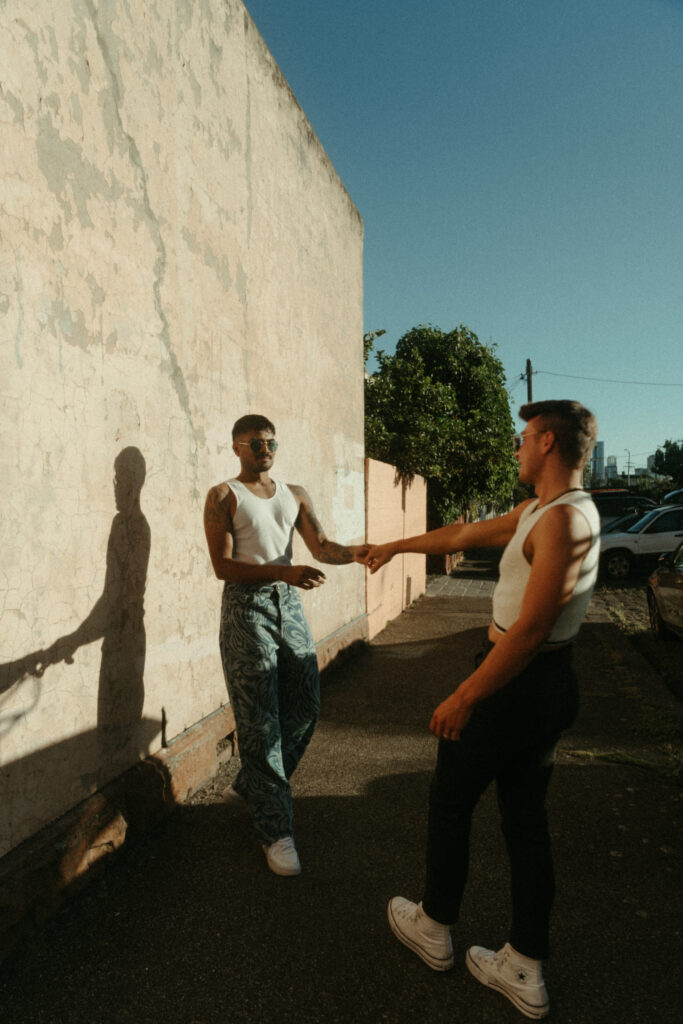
227, 478, 299, 566
491, 489, 600, 646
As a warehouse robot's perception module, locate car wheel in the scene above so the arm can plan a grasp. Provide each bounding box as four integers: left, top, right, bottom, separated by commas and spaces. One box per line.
647, 590, 671, 640
603, 549, 634, 580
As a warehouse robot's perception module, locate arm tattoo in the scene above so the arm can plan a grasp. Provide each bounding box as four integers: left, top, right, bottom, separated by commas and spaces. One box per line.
204, 489, 232, 531
317, 542, 355, 565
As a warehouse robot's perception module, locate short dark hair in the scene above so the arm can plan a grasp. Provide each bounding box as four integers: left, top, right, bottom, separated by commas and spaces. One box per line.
231, 414, 276, 440
520, 400, 598, 468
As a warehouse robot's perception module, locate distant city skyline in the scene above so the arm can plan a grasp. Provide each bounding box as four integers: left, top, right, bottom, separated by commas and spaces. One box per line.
591, 438, 676, 480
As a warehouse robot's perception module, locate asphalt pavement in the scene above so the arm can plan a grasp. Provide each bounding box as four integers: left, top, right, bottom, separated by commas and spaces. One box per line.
0, 554, 681, 1024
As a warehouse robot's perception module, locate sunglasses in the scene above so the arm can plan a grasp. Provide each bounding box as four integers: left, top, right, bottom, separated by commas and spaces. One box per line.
511, 430, 546, 452
236, 438, 278, 454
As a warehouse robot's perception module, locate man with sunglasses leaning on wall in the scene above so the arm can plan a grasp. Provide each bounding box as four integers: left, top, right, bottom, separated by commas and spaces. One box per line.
204, 414, 367, 877
363, 400, 599, 1020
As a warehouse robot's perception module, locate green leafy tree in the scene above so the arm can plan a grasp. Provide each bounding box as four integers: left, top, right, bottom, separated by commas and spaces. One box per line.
365, 324, 517, 526
363, 329, 386, 364
652, 440, 683, 485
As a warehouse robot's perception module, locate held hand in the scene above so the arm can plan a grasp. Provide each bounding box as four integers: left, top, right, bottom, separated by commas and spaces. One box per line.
350, 545, 371, 564
364, 543, 396, 574
281, 564, 327, 590
430, 690, 474, 742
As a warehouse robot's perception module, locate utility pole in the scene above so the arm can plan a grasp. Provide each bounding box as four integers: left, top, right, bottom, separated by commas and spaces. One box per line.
524, 359, 533, 402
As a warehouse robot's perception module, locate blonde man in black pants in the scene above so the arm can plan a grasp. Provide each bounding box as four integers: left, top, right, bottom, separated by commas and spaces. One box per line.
364, 400, 599, 1020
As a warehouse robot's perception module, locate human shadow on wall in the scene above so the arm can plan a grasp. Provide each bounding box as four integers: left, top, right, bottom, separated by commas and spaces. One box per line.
0, 447, 158, 790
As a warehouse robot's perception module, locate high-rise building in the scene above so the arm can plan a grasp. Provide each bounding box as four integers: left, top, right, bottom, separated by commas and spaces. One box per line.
591, 441, 605, 480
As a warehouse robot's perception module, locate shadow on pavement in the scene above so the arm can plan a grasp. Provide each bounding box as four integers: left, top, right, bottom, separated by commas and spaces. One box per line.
0, 761, 679, 1024
319, 625, 488, 738
0, 579, 681, 1024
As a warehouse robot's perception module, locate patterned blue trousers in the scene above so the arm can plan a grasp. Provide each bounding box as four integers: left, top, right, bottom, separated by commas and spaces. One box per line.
219, 581, 320, 844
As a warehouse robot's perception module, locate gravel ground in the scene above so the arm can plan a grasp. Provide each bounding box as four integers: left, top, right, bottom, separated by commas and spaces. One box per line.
592, 579, 683, 701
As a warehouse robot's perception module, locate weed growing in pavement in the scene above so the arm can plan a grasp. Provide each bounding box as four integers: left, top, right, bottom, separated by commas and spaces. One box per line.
563, 748, 655, 769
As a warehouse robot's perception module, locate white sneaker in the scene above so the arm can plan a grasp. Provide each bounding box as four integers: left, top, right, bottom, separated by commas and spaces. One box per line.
262, 837, 301, 876
466, 942, 549, 1019
387, 897, 454, 971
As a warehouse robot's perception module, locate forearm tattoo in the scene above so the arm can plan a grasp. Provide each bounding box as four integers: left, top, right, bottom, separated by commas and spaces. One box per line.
317, 541, 355, 565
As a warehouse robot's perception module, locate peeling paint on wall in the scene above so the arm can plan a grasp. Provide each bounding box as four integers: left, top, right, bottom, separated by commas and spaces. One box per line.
1, 0, 363, 860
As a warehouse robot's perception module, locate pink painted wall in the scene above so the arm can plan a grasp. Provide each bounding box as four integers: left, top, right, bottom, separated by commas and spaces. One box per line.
365, 459, 427, 639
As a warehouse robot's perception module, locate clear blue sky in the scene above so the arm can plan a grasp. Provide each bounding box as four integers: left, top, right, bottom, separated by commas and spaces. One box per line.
245, 0, 683, 473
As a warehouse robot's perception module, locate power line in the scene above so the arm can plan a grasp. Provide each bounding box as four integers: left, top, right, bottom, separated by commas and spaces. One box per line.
535, 369, 683, 387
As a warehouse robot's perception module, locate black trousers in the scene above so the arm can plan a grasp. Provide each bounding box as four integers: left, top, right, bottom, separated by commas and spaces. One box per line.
422, 643, 579, 960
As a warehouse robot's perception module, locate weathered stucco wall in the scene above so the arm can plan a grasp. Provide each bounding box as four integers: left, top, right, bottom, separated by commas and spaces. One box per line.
0, 0, 364, 859
365, 460, 426, 639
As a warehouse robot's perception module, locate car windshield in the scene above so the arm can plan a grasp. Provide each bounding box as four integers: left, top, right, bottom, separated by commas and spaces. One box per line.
602, 513, 639, 534
626, 508, 663, 533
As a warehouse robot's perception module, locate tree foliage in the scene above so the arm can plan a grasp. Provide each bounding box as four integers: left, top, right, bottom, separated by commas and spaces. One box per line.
652, 440, 683, 484
365, 324, 517, 525
363, 329, 385, 363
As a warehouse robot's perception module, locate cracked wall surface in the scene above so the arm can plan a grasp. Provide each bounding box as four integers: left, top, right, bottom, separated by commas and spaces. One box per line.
0, 0, 365, 858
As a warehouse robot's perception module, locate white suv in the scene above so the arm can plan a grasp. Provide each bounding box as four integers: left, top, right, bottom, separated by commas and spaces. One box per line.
600, 505, 683, 580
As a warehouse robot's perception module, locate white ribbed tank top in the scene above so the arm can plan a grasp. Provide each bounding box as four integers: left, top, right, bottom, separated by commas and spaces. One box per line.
227, 478, 299, 565
491, 489, 601, 645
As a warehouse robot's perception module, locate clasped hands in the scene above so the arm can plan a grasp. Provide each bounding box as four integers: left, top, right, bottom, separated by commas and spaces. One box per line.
352, 542, 395, 574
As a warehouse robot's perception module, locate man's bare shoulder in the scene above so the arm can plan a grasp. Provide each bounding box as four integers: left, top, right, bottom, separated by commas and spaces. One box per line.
531, 502, 593, 548
500, 498, 536, 526
204, 482, 235, 525
512, 497, 537, 515
286, 483, 308, 505
287, 485, 326, 536
543, 501, 592, 536
207, 480, 232, 500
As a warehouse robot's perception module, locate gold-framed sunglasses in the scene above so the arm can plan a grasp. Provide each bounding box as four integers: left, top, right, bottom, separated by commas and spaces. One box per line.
236, 438, 278, 454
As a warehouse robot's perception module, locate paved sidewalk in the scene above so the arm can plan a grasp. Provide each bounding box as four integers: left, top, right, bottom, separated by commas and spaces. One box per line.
427, 547, 500, 599
426, 574, 495, 598
0, 562, 680, 1024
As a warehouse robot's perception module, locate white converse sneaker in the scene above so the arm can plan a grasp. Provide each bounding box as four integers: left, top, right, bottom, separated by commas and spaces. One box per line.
387, 898, 454, 971
466, 942, 549, 1019
262, 837, 301, 876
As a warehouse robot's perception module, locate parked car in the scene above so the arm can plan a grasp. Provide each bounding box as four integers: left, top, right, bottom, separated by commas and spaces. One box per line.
662, 488, 683, 505
600, 505, 683, 579
646, 541, 683, 639
600, 511, 644, 535
590, 490, 656, 525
